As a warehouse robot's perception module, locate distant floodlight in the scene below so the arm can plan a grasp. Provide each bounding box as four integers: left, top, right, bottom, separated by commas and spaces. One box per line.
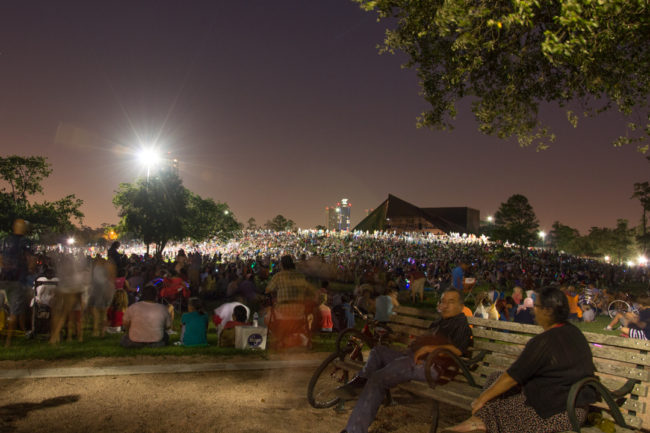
224, 210, 229, 215
639, 255, 648, 266
538, 231, 546, 239
138, 147, 161, 167
67, 237, 75, 245
487, 216, 493, 222
627, 260, 635, 267
604, 255, 610, 262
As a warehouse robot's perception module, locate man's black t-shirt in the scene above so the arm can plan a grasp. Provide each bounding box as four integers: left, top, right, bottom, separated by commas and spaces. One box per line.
507, 323, 597, 418
411, 313, 472, 355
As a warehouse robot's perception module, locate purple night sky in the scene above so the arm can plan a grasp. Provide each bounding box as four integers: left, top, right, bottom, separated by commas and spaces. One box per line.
1, 1, 647, 234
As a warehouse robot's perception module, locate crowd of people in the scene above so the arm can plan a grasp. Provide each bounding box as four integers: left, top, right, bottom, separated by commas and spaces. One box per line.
1, 224, 648, 348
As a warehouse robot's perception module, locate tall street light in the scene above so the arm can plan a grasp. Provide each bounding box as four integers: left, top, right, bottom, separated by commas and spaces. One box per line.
138, 147, 161, 182
538, 230, 546, 249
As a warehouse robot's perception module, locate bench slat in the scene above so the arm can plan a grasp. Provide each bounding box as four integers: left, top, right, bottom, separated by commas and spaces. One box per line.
393, 305, 440, 320
591, 346, 650, 367
389, 314, 434, 329
468, 317, 543, 333
473, 328, 650, 367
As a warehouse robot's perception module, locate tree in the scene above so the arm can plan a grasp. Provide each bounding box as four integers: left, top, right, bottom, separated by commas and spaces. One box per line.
185, 193, 241, 242
0, 155, 84, 236
113, 169, 188, 256
246, 217, 257, 230
632, 157, 650, 253
549, 221, 581, 254
355, 0, 650, 151
587, 219, 634, 263
492, 194, 539, 250
264, 214, 296, 232
113, 169, 240, 256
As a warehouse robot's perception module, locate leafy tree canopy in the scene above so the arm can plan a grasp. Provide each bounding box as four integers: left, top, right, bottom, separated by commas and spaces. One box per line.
264, 214, 296, 232
492, 194, 539, 248
113, 169, 241, 256
355, 0, 650, 151
0, 155, 84, 237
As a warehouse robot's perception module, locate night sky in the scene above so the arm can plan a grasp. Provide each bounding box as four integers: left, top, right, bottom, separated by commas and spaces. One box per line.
1, 1, 648, 235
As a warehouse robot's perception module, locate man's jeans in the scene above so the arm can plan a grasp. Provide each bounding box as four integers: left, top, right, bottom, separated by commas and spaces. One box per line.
345, 345, 436, 433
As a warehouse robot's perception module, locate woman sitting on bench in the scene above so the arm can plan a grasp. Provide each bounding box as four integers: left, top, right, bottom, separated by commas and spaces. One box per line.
443, 286, 598, 433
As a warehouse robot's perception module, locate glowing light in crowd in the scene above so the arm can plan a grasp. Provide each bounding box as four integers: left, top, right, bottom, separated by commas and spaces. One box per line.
67, 237, 75, 245
627, 260, 635, 267
604, 255, 610, 263
638, 255, 648, 266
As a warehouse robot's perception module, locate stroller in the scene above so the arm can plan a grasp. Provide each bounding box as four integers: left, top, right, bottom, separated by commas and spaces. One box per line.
28, 272, 59, 337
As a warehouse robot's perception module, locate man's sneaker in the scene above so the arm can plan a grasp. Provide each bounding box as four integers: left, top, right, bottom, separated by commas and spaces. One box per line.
334, 376, 367, 400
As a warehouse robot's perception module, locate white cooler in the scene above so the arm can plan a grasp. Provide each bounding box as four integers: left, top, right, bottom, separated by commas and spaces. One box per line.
235, 326, 268, 350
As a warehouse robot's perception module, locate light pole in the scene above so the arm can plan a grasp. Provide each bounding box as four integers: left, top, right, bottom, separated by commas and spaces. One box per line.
538, 230, 546, 249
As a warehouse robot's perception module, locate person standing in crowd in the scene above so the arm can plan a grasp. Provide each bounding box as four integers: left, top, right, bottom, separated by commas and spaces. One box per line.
88, 256, 116, 337
1, 219, 33, 347
265, 255, 317, 349
451, 262, 468, 291
49, 254, 89, 344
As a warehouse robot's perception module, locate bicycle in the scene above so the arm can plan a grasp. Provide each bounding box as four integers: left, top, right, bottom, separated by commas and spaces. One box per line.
306, 307, 391, 409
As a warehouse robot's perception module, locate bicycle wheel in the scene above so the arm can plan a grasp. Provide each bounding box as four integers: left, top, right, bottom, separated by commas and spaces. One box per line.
307, 348, 358, 409
608, 300, 631, 319
335, 328, 375, 354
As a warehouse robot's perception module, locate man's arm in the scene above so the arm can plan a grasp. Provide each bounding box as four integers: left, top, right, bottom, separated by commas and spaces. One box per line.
413, 344, 461, 364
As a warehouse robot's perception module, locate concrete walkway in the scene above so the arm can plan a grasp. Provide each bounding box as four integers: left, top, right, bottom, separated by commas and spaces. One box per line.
0, 358, 323, 380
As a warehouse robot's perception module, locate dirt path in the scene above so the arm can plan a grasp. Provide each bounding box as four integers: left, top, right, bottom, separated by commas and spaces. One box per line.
0, 357, 469, 433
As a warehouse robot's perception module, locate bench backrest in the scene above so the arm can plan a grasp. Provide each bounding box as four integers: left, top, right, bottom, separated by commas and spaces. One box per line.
390, 306, 649, 429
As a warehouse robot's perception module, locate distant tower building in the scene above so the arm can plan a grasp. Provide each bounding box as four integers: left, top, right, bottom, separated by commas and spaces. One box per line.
338, 198, 352, 231
325, 207, 338, 230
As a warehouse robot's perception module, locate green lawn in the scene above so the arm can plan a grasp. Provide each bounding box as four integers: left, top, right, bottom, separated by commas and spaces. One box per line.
0, 284, 622, 362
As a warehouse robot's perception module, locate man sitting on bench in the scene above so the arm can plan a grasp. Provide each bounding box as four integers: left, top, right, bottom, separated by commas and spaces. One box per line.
336, 289, 472, 433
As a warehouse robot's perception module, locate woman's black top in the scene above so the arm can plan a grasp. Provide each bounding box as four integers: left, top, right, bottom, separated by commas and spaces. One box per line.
507, 323, 598, 418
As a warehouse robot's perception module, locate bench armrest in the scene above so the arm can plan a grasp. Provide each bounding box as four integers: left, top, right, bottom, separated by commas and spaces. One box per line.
566, 376, 633, 433
424, 348, 482, 389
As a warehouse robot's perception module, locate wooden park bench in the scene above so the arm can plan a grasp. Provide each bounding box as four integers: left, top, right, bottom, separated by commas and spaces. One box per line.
331, 305, 650, 433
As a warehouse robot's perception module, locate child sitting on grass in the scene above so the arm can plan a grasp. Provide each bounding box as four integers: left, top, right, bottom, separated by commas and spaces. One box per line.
219, 305, 248, 347
106, 289, 128, 334
179, 297, 209, 346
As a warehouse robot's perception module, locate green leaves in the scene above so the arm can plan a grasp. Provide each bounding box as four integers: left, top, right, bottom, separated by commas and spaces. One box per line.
492, 194, 540, 247
0, 155, 83, 235
113, 169, 241, 255
355, 0, 650, 151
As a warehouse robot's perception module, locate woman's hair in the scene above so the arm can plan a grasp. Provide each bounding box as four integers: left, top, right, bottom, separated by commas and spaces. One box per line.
141, 284, 158, 302
536, 286, 570, 323
112, 289, 129, 310
188, 297, 205, 315
280, 255, 295, 270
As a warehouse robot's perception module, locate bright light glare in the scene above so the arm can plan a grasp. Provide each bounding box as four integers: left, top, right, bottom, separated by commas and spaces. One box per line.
538, 231, 546, 239
67, 237, 75, 245
604, 255, 610, 262
627, 260, 635, 267
638, 255, 648, 266
138, 148, 161, 167
487, 216, 493, 222
224, 210, 229, 215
